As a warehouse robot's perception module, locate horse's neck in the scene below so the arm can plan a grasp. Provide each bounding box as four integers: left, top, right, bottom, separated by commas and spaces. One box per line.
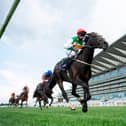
78, 47, 94, 64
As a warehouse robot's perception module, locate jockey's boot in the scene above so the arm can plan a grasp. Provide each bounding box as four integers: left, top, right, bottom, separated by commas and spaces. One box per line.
61, 57, 73, 71
61, 63, 67, 71
60, 58, 68, 71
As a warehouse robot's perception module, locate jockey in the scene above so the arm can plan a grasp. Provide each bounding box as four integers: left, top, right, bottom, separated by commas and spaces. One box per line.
36, 70, 52, 92
20, 85, 29, 97
11, 92, 16, 98
23, 86, 29, 93
41, 70, 52, 82
61, 28, 89, 71
33, 70, 52, 101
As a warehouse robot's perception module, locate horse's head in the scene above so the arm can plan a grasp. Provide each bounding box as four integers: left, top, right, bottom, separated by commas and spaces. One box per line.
86, 32, 108, 50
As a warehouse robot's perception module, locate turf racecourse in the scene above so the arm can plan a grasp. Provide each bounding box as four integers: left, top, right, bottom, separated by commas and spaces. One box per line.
0, 106, 126, 126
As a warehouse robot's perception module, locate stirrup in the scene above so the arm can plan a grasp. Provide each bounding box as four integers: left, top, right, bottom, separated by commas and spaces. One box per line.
61, 67, 66, 71
61, 64, 67, 71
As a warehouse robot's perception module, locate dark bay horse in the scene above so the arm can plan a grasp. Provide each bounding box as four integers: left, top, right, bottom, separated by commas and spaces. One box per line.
33, 81, 53, 110
46, 32, 108, 112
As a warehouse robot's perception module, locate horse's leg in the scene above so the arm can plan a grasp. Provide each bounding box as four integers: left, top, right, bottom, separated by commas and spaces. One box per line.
34, 98, 37, 106
71, 84, 80, 98
8, 99, 11, 107
20, 100, 23, 108
25, 100, 28, 107
58, 80, 69, 102
72, 79, 89, 112
86, 88, 91, 101
38, 98, 42, 110
73, 78, 89, 101
15, 98, 19, 107
43, 99, 46, 108
81, 81, 90, 112
44, 95, 48, 104
49, 96, 53, 106
83, 82, 91, 101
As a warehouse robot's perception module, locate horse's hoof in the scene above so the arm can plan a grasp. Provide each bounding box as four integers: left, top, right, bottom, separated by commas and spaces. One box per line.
82, 102, 88, 112
82, 107, 88, 112
79, 98, 86, 105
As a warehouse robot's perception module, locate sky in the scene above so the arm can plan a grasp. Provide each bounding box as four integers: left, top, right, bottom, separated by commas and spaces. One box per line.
0, 0, 126, 104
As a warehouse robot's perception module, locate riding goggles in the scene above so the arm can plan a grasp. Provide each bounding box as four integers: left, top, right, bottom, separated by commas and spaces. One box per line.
78, 32, 86, 37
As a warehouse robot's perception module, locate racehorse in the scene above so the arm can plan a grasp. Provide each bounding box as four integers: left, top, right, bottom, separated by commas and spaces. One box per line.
33, 82, 53, 110
8, 93, 16, 106
15, 87, 29, 107
46, 32, 108, 112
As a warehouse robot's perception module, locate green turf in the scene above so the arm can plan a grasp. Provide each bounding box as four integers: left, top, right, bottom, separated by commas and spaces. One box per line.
0, 106, 126, 126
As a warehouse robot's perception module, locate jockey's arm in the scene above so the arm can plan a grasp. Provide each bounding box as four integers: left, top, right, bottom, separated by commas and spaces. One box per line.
64, 38, 74, 51
64, 38, 84, 50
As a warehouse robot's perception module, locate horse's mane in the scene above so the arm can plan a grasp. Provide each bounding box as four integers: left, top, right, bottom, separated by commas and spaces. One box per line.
87, 32, 106, 44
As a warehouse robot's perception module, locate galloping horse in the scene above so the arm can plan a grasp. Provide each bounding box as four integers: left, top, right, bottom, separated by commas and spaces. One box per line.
33, 81, 53, 110
16, 86, 29, 107
46, 32, 108, 112
8, 93, 16, 106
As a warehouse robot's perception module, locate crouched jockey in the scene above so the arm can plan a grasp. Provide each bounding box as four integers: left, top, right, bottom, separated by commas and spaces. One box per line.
60, 28, 89, 71
19, 85, 29, 97
33, 70, 52, 103
10, 92, 16, 102
11, 92, 16, 98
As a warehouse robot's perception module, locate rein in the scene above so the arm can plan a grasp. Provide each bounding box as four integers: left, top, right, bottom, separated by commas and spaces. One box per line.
73, 59, 105, 72
73, 44, 95, 67
73, 59, 95, 67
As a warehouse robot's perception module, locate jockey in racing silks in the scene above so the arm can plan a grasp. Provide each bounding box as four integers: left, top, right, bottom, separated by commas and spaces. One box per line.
41, 70, 53, 83
11, 92, 16, 99
61, 28, 89, 71
20, 85, 29, 97
33, 70, 52, 100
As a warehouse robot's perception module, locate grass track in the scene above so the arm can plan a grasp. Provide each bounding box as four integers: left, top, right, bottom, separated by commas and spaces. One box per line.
0, 106, 126, 126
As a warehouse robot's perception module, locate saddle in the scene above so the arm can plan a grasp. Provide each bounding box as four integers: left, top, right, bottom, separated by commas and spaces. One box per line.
60, 46, 84, 72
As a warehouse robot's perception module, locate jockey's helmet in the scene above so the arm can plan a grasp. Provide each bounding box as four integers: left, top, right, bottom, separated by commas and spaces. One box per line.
42, 70, 52, 80
76, 28, 87, 38
47, 70, 52, 75
44, 70, 52, 76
